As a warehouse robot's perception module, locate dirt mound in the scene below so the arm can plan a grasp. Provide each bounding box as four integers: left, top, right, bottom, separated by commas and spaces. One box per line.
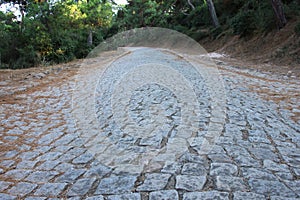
201, 19, 300, 77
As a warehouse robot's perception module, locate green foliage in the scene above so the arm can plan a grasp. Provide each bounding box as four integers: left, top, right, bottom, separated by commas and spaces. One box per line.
230, 10, 256, 37
1, 0, 300, 69
0, 0, 112, 69
295, 21, 300, 36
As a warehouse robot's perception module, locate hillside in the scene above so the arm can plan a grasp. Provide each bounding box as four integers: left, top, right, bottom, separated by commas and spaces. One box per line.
201, 19, 300, 77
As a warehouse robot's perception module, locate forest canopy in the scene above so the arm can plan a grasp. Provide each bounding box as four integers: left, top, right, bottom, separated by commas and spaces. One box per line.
0, 0, 299, 69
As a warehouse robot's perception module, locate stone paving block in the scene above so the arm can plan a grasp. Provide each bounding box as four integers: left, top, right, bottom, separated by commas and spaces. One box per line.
85, 196, 104, 200
216, 176, 247, 192
0, 193, 17, 200
67, 177, 96, 196
181, 163, 206, 176
179, 153, 209, 168
0, 181, 13, 192
84, 164, 112, 178
263, 160, 290, 173
0, 160, 15, 168
248, 147, 280, 162
207, 153, 233, 163
36, 152, 62, 161
54, 163, 74, 172
270, 196, 300, 200
3, 150, 19, 159
106, 193, 141, 200
36, 160, 61, 170
161, 162, 182, 174
54, 134, 76, 146
18, 151, 40, 160
4, 169, 32, 180
183, 191, 229, 200
241, 167, 277, 180
16, 161, 38, 169
8, 182, 37, 196
137, 173, 171, 191
25, 171, 59, 183
56, 169, 85, 183
34, 183, 67, 196
175, 175, 206, 191
149, 190, 179, 200
53, 145, 73, 153
95, 176, 137, 194
284, 180, 300, 196
72, 152, 94, 164
248, 179, 296, 197
37, 132, 64, 145
24, 197, 46, 200
233, 191, 266, 200
210, 163, 238, 176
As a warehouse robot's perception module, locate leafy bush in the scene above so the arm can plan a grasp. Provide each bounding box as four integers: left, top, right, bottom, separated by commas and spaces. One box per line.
295, 21, 300, 36
230, 10, 256, 37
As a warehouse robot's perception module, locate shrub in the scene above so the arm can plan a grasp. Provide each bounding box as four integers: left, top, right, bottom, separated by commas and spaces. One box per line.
230, 10, 256, 37
295, 21, 300, 36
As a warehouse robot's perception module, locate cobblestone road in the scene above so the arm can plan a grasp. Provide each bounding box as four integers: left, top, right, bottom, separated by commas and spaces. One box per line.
0, 47, 300, 200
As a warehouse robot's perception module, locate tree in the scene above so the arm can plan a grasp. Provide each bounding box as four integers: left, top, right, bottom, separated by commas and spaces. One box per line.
206, 0, 219, 27
271, 0, 287, 29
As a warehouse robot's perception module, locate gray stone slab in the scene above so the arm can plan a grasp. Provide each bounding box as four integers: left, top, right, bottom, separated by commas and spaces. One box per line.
263, 160, 290, 173
36, 152, 62, 162
34, 183, 67, 196
183, 191, 229, 200
137, 173, 171, 191
16, 161, 38, 169
181, 163, 207, 176
24, 197, 47, 200
284, 180, 300, 196
161, 162, 182, 174
36, 160, 61, 170
248, 179, 296, 197
241, 167, 277, 180
56, 169, 85, 183
72, 153, 94, 164
175, 175, 206, 191
210, 163, 238, 176
8, 182, 37, 196
25, 171, 59, 183
233, 191, 266, 200
67, 177, 96, 196
0, 193, 17, 200
0, 181, 13, 192
270, 196, 300, 200
84, 164, 112, 178
95, 176, 136, 194
149, 190, 179, 200
106, 193, 141, 200
85, 196, 104, 200
216, 176, 247, 192
4, 169, 32, 180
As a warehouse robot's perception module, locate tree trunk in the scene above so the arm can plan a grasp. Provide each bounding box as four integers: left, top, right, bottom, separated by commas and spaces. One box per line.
206, 0, 220, 28
271, 0, 287, 29
87, 29, 93, 46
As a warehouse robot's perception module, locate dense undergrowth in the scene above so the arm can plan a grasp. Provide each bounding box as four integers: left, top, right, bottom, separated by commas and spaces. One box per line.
0, 0, 299, 69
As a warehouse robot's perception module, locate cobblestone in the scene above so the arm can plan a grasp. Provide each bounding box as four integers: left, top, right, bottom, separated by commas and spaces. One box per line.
8, 182, 37, 196
175, 175, 206, 191
0, 45, 300, 199
95, 176, 136, 194
34, 183, 67, 196
183, 191, 229, 200
137, 173, 171, 191
149, 190, 179, 200
67, 177, 96, 196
